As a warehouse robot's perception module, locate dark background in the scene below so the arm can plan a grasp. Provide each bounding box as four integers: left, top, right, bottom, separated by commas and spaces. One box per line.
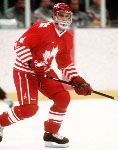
0, 0, 118, 20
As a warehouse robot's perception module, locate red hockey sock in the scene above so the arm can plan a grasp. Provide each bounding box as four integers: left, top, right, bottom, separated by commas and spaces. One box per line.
0, 104, 38, 127
44, 104, 67, 134
44, 121, 61, 134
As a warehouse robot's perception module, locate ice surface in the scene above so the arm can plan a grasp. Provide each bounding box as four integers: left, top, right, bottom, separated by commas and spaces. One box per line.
0, 99, 118, 150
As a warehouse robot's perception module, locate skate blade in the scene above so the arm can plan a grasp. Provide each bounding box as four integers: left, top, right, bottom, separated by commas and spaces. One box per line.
44, 141, 69, 148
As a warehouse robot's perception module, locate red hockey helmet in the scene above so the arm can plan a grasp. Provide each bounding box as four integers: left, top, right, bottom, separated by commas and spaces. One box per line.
52, 3, 72, 30
52, 3, 72, 14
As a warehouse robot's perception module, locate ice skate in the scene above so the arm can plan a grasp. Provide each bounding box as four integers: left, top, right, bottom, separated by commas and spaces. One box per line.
0, 125, 4, 142
43, 132, 69, 148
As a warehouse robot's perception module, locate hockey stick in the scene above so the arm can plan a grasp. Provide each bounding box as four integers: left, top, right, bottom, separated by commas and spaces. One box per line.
45, 75, 118, 101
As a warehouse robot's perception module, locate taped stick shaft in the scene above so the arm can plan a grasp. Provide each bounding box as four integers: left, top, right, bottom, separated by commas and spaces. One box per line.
45, 75, 117, 101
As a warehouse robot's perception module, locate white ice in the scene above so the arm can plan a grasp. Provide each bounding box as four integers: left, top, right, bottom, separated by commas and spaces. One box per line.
0, 99, 118, 150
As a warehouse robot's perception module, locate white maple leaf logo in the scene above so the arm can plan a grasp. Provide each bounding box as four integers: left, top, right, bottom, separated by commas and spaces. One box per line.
43, 46, 58, 64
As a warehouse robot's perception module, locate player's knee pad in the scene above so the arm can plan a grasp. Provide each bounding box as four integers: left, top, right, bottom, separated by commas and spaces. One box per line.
13, 104, 39, 120
53, 90, 70, 108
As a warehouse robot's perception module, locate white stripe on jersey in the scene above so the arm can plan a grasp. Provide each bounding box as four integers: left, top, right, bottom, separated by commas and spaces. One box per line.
15, 45, 32, 64
15, 60, 29, 68
62, 66, 76, 76
22, 57, 33, 63
18, 49, 30, 56
14, 65, 34, 73
14, 56, 34, 73
15, 46, 26, 52
15, 56, 33, 71
65, 70, 77, 78
62, 63, 75, 73
16, 56, 21, 61
14, 41, 33, 73
68, 73, 78, 80
15, 61, 23, 67
20, 53, 32, 59
61, 63, 78, 81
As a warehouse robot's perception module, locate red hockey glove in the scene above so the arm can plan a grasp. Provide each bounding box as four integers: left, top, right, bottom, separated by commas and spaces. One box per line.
71, 76, 92, 96
28, 60, 45, 81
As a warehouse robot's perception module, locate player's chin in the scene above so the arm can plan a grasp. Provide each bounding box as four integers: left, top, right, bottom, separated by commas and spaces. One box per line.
56, 23, 68, 31
59, 25, 69, 30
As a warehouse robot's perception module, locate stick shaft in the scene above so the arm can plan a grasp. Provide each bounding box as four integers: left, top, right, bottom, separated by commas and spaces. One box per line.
92, 90, 115, 100
45, 75, 76, 86
45, 75, 117, 101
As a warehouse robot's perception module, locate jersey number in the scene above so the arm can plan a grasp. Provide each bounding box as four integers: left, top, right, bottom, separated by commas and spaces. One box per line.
39, 22, 50, 28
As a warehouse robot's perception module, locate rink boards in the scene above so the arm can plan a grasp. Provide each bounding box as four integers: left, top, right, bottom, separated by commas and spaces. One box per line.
0, 29, 118, 100
7, 90, 118, 101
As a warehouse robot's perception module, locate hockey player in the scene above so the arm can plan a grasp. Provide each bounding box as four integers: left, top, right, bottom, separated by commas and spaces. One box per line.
0, 87, 14, 108
0, 3, 92, 148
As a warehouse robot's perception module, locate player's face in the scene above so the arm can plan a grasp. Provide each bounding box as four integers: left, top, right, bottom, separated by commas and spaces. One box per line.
53, 11, 72, 31
57, 12, 71, 23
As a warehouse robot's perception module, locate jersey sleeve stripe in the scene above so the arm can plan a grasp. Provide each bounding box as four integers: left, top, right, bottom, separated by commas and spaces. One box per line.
16, 56, 21, 61
16, 58, 28, 66
15, 46, 26, 52
20, 53, 32, 59
15, 60, 30, 68
65, 69, 78, 78
62, 67, 76, 76
16, 57, 29, 67
62, 65, 76, 75
16, 58, 23, 63
14, 65, 34, 73
68, 73, 78, 80
22, 57, 33, 63
61, 63, 78, 81
62, 63, 74, 70
14, 65, 33, 72
18, 49, 31, 56
15, 61, 24, 67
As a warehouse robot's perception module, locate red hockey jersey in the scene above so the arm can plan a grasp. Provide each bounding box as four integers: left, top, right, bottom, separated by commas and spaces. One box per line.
14, 22, 78, 80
